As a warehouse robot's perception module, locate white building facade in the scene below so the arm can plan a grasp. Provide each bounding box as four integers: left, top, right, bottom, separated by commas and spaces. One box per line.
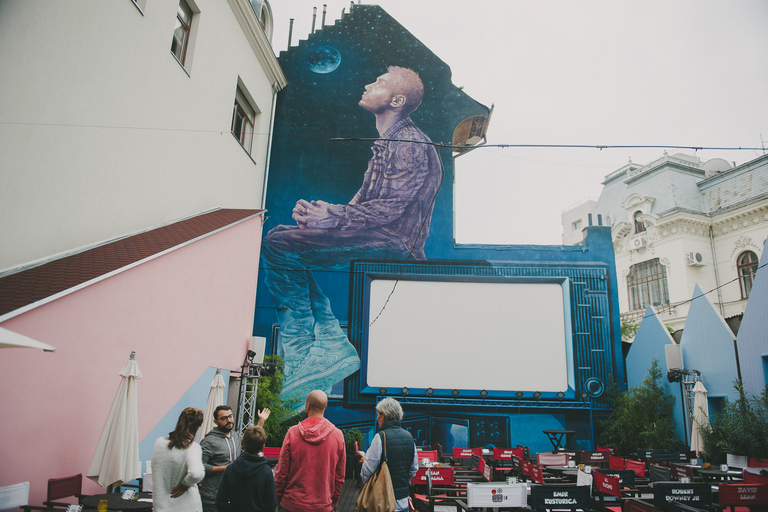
0, 0, 286, 271
0, 0, 286, 504
562, 152, 768, 331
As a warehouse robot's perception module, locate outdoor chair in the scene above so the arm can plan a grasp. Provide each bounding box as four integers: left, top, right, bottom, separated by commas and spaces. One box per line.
531, 484, 592, 512
42, 474, 85, 508
581, 451, 610, 468
648, 465, 672, 483
594, 470, 624, 512
624, 498, 664, 512
744, 469, 768, 485
667, 502, 709, 512
1, 481, 71, 512
669, 462, 697, 482
624, 460, 647, 479
538, 453, 571, 467
417, 450, 439, 463
610, 456, 626, 471
717, 482, 768, 512
651, 482, 712, 512
0, 481, 28, 510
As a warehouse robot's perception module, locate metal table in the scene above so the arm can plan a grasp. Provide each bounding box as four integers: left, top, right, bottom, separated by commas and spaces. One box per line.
542, 429, 576, 450
80, 492, 152, 511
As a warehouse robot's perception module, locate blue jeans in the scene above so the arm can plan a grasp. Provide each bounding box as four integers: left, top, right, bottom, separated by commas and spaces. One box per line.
261, 225, 408, 377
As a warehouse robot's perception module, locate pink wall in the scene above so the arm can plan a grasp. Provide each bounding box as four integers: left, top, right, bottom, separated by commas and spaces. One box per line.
0, 216, 263, 505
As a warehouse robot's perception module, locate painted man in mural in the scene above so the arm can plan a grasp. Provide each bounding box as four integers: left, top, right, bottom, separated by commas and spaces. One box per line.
261, 66, 441, 412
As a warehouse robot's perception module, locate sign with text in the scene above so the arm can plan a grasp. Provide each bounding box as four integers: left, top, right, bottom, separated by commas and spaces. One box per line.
594, 471, 621, 498
453, 447, 483, 459
718, 483, 768, 506
596, 469, 636, 489
652, 482, 712, 508
494, 447, 523, 460
531, 484, 590, 510
582, 451, 609, 464
411, 467, 455, 486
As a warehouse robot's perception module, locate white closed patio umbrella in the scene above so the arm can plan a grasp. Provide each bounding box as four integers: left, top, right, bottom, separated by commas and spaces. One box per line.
196, 369, 226, 443
87, 351, 142, 489
0, 327, 56, 351
690, 380, 710, 456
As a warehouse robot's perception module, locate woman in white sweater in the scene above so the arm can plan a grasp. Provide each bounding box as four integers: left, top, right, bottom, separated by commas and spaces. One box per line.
151, 407, 206, 512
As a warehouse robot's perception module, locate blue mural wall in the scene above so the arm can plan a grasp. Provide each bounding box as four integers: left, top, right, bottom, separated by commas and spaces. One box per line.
254, 5, 622, 454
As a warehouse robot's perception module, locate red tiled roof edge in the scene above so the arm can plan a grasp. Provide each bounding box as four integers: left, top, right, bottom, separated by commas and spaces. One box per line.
0, 209, 264, 317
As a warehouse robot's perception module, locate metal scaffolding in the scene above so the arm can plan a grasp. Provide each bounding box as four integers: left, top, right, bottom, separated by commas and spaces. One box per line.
235, 350, 276, 434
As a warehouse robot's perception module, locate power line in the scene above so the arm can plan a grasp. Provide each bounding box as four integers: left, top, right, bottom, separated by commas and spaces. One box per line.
2, 121, 763, 152
332, 137, 766, 152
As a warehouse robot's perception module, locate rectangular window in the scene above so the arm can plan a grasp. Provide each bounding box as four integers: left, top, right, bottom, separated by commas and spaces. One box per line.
232, 87, 256, 155
572, 219, 582, 232
627, 258, 669, 311
171, 0, 193, 65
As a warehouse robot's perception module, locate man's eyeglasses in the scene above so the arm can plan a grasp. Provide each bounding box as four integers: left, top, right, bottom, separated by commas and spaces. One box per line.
217, 413, 234, 421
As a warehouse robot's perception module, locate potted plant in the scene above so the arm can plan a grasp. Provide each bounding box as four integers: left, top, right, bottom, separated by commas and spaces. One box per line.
342, 427, 364, 478
598, 359, 682, 455
699, 381, 768, 465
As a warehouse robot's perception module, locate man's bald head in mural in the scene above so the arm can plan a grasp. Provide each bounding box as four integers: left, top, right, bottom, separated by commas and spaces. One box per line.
360, 66, 424, 129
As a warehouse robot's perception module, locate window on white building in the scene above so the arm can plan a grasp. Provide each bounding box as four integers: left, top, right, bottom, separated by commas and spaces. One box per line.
171, 0, 193, 66
232, 86, 258, 155
737, 250, 759, 299
627, 258, 669, 311
633, 211, 646, 233
572, 219, 582, 232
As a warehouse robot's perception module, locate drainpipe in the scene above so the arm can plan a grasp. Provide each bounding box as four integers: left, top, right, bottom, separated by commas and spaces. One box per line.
709, 225, 742, 380
261, 82, 279, 210
709, 226, 725, 317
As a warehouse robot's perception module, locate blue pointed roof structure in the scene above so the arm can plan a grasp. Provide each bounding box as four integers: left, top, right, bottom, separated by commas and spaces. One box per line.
734, 236, 768, 398
626, 306, 688, 443
679, 284, 739, 402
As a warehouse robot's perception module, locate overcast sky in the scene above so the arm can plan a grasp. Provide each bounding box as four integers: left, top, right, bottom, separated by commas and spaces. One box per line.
268, 1, 768, 245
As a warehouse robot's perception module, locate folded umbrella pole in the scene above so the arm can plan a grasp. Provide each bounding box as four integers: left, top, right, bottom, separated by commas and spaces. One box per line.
87, 351, 142, 489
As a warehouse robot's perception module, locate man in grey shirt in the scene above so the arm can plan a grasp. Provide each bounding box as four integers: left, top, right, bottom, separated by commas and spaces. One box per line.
200, 405, 270, 512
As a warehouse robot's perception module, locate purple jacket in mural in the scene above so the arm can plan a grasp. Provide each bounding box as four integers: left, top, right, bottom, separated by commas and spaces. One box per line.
331, 117, 441, 260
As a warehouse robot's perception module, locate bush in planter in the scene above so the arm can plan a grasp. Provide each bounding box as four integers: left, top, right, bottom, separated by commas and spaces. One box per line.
341, 427, 364, 478
699, 381, 768, 463
342, 427, 364, 454
599, 359, 681, 455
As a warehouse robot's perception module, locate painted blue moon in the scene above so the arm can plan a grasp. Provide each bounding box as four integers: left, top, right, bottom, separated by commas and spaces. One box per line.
307, 46, 341, 74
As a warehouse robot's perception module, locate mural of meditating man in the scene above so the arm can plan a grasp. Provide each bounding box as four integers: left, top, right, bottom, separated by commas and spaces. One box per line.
261, 66, 442, 412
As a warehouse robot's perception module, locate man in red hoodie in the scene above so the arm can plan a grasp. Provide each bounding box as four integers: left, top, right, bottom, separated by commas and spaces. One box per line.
275, 390, 346, 512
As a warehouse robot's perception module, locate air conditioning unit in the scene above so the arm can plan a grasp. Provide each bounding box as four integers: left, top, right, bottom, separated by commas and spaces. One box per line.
686, 251, 705, 266
631, 237, 646, 249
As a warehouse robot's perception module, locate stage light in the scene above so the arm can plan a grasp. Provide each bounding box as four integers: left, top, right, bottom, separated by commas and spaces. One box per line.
557, 391, 565, 399
515, 391, 524, 398
426, 388, 434, 395
401, 387, 409, 395
533, 391, 542, 399
379, 388, 387, 394
480, 389, 488, 396
452, 389, 459, 396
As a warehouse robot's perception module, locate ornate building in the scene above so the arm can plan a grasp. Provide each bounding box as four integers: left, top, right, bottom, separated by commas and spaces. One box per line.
562, 152, 768, 331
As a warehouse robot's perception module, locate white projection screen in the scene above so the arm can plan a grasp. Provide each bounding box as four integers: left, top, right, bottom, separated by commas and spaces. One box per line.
365, 278, 571, 395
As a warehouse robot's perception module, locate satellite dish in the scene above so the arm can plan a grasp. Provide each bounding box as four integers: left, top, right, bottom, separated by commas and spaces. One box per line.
702, 158, 731, 177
